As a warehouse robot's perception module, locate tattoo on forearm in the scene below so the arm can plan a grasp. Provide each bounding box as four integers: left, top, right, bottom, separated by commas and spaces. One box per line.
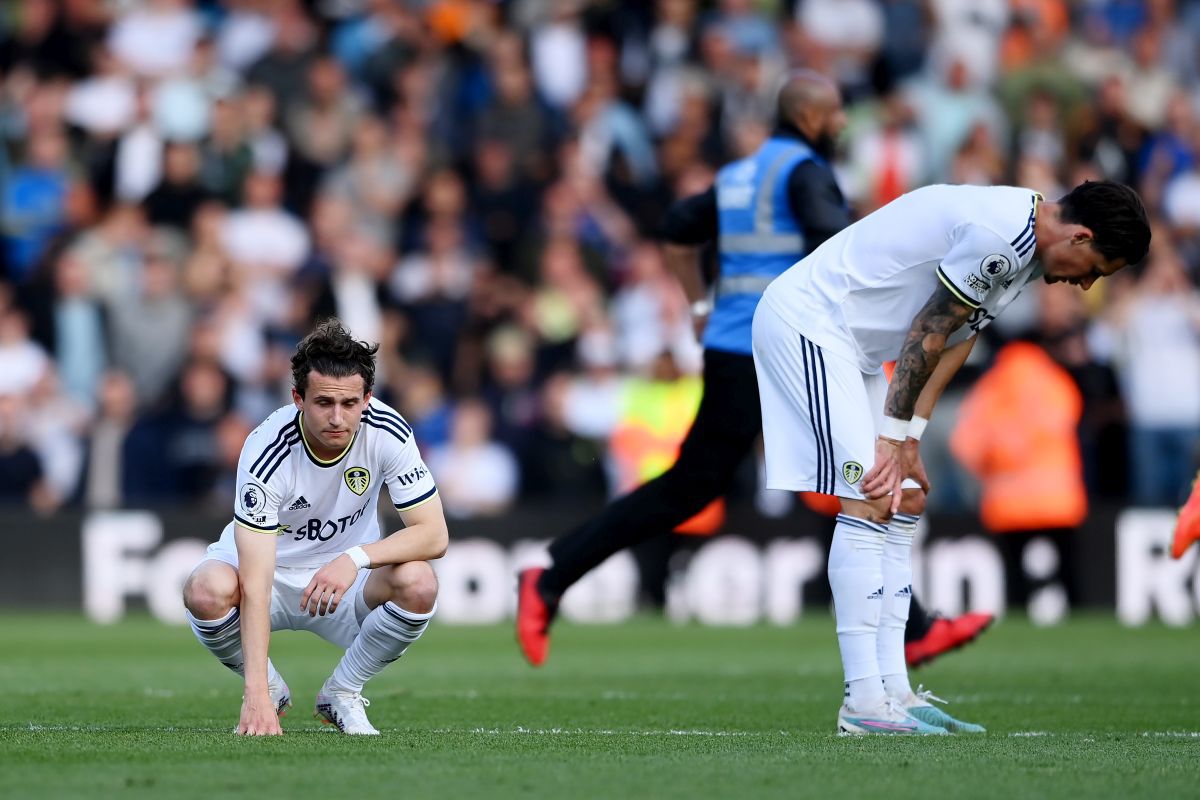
886, 283, 973, 420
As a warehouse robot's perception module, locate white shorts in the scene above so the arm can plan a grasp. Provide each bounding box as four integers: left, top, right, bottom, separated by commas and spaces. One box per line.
752, 301, 888, 500
202, 523, 372, 650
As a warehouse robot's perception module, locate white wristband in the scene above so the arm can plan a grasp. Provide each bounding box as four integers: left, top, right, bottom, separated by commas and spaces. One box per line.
343, 546, 371, 570
880, 415, 909, 442
907, 415, 929, 441
690, 299, 713, 317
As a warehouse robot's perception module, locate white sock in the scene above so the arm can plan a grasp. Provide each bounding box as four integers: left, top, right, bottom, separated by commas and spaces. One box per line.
330, 602, 435, 692
880, 513, 918, 700
186, 607, 281, 684
829, 514, 887, 711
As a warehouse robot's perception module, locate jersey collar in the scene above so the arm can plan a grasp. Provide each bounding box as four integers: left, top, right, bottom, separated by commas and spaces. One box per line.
297, 411, 358, 468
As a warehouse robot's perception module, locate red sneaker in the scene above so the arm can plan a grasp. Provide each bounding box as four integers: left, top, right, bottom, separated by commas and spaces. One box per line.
516, 568, 555, 667
1171, 472, 1200, 559
905, 612, 994, 669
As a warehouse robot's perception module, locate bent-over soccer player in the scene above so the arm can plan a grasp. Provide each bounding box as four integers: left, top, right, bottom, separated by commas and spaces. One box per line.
182, 319, 448, 736
752, 181, 1149, 734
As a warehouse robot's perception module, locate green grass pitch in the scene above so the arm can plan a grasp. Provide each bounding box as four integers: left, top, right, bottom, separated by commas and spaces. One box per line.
0, 614, 1196, 799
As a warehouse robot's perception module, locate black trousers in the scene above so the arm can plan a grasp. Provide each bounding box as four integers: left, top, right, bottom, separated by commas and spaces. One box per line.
544, 349, 762, 594
541, 347, 938, 642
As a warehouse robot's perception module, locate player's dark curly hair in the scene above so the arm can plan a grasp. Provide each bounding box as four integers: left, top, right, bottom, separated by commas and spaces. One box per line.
291, 318, 379, 398
1058, 180, 1151, 266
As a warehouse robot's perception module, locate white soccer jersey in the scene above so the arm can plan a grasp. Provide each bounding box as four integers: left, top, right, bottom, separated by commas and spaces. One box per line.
762, 185, 1044, 372
233, 397, 437, 567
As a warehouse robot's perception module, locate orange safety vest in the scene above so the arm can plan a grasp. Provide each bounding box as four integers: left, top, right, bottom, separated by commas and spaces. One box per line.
950, 341, 1088, 532
608, 376, 725, 535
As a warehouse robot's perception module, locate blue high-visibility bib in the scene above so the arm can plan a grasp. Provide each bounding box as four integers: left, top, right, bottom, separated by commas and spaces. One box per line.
708, 137, 819, 354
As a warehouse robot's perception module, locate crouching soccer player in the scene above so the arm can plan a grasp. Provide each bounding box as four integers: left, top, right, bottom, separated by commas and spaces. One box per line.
182, 319, 448, 735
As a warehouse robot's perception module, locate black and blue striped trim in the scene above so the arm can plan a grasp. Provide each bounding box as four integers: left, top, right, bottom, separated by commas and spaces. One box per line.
362, 415, 410, 444
367, 404, 413, 435
363, 406, 412, 443
249, 417, 300, 479
394, 485, 438, 512
798, 332, 835, 494
259, 429, 301, 482
1010, 194, 1038, 259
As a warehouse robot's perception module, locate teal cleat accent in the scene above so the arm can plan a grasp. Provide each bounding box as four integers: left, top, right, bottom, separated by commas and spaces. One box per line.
902, 686, 986, 734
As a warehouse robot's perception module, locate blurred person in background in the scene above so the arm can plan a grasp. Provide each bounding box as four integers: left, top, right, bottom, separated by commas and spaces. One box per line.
1, 124, 72, 282
0, 391, 52, 511
26, 249, 107, 411
107, 237, 192, 406
950, 330, 1087, 618
80, 369, 164, 509
25, 365, 86, 512
1092, 236, 1200, 507
0, 305, 50, 398
160, 357, 235, 503
144, 141, 214, 231
517, 71, 988, 670
220, 170, 310, 326
427, 397, 519, 518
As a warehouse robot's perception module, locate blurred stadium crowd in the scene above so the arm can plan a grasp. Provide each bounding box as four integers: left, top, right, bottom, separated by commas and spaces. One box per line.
0, 0, 1199, 522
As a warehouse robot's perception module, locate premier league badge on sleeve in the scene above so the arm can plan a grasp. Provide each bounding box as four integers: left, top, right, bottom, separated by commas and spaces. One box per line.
240, 483, 264, 514
979, 254, 1012, 280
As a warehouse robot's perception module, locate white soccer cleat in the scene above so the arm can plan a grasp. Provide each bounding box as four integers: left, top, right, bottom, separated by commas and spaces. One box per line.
269, 673, 292, 717
898, 685, 986, 734
314, 681, 380, 735
837, 697, 948, 735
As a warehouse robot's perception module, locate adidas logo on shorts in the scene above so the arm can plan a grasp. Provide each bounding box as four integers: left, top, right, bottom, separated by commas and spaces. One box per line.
287, 496, 311, 511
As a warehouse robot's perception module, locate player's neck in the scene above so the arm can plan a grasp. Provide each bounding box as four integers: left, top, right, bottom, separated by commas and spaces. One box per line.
1031, 201, 1059, 259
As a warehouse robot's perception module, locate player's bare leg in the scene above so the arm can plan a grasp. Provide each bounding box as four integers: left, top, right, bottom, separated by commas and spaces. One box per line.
182, 561, 291, 716
317, 561, 438, 735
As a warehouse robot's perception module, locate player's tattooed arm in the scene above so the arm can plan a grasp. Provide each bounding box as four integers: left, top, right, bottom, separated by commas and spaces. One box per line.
885, 282, 974, 421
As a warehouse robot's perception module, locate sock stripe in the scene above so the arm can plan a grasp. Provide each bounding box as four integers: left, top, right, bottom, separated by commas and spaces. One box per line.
190, 608, 240, 635
382, 603, 432, 628
836, 514, 888, 534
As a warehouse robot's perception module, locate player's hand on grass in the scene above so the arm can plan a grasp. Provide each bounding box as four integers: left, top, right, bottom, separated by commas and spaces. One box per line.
300, 555, 358, 616
863, 436, 903, 514
237, 692, 282, 736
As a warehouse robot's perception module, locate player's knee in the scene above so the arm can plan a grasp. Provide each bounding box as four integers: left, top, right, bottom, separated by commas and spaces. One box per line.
842, 496, 894, 524
386, 561, 438, 613
183, 562, 239, 618
899, 489, 926, 516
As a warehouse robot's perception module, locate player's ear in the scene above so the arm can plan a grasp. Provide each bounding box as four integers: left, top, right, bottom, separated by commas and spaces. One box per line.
1070, 226, 1095, 246
291, 387, 303, 408
363, 390, 373, 406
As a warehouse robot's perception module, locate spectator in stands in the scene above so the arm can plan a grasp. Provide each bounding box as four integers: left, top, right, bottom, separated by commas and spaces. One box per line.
80, 369, 167, 508
428, 397, 519, 518
107, 239, 192, 406
1, 125, 71, 282
1095, 238, 1200, 505
0, 391, 50, 510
